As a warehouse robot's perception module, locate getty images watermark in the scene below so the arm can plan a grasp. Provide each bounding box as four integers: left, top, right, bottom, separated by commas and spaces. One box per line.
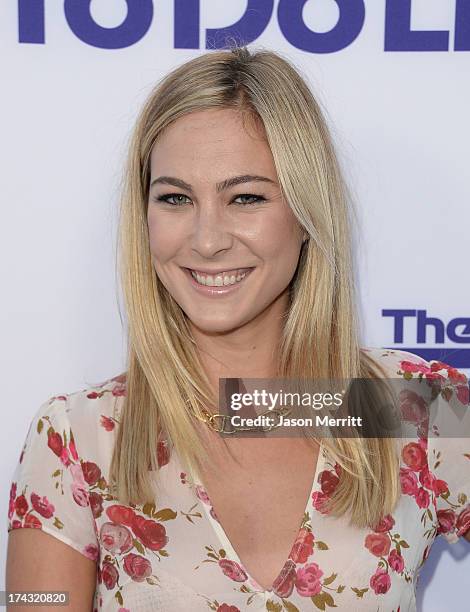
228, 387, 361, 428
214, 377, 470, 438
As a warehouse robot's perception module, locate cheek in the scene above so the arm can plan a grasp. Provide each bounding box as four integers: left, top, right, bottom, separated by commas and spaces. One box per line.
251, 209, 302, 262
147, 212, 184, 262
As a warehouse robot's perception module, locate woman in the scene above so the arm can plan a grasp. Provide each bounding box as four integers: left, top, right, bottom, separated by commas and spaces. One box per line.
6, 45, 470, 611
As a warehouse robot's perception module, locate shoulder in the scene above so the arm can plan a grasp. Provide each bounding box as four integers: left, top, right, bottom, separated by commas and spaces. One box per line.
361, 347, 431, 377
361, 348, 470, 543
32, 373, 126, 425
64, 372, 127, 431
24, 373, 128, 468
361, 347, 468, 386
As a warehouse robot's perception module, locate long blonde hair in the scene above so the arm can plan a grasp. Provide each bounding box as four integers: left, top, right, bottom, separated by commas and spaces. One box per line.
109, 44, 400, 529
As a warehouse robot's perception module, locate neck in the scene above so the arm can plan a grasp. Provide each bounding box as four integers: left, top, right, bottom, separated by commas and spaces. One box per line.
189, 290, 289, 398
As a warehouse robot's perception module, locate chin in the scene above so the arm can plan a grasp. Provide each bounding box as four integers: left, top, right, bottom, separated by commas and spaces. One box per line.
186, 312, 249, 335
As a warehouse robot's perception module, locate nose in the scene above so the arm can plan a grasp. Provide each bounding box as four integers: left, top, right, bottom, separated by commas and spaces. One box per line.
190, 202, 234, 259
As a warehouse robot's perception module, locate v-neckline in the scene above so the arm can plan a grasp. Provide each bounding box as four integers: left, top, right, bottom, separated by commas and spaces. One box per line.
191, 439, 326, 593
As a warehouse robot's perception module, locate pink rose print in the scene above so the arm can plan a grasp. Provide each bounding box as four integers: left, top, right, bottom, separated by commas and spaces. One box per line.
112, 382, 127, 397
15, 494, 29, 518
400, 468, 418, 496
373, 514, 395, 533
59, 447, 71, 467
107, 374, 126, 396
437, 509, 456, 534
89, 492, 104, 519
388, 549, 405, 573
456, 507, 470, 536
217, 605, 240, 612
432, 478, 449, 496
123, 553, 152, 582
106, 504, 136, 528
418, 466, 435, 490
47, 431, 63, 457
319, 470, 339, 495
157, 440, 170, 467
69, 436, 79, 461
24, 514, 41, 529
272, 559, 296, 598
414, 487, 430, 509
311, 491, 330, 514
87, 391, 101, 400
70, 464, 89, 507
8, 483, 17, 520
364, 533, 391, 557
399, 389, 428, 426
401, 442, 427, 471
81, 461, 102, 486
417, 465, 449, 497
311, 466, 340, 515
195, 485, 211, 505
431, 362, 467, 384
456, 384, 469, 405
370, 567, 391, 594
132, 515, 169, 551
295, 562, 324, 597
83, 544, 99, 561
101, 561, 119, 589
30, 493, 55, 519
289, 528, 314, 563
399, 359, 445, 383
399, 360, 430, 375
100, 415, 115, 431
218, 559, 248, 583
100, 522, 133, 554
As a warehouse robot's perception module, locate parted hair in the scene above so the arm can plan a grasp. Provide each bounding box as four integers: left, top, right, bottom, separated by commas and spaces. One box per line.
109, 43, 400, 529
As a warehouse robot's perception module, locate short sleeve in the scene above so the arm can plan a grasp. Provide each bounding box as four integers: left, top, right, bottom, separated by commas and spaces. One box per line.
427, 364, 470, 544
6, 395, 99, 560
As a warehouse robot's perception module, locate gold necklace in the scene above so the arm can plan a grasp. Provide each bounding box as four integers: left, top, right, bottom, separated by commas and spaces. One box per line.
191, 403, 293, 434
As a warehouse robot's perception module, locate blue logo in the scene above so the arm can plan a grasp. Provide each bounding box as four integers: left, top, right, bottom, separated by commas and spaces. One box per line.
382, 309, 470, 369
17, 0, 470, 51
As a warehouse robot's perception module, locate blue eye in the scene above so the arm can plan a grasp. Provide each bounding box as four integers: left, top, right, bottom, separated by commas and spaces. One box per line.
233, 194, 267, 206
152, 193, 267, 207
154, 193, 190, 206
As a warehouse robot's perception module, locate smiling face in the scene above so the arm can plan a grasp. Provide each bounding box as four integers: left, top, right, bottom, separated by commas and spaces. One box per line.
147, 107, 306, 334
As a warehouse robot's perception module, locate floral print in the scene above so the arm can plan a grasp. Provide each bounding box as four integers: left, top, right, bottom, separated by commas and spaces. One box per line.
6, 349, 470, 611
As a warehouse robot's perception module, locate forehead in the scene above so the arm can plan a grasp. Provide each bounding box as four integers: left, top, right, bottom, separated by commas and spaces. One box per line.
149, 108, 276, 176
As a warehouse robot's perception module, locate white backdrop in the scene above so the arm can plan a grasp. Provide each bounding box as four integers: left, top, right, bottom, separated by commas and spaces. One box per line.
1, 2, 469, 610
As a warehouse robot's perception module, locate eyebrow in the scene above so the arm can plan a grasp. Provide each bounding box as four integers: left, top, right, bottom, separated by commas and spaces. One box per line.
149, 174, 277, 193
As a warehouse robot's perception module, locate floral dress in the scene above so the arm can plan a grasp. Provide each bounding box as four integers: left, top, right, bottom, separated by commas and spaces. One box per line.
6, 348, 470, 612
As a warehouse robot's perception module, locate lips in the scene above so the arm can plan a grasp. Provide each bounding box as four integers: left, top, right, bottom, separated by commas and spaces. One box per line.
188, 267, 252, 287
182, 266, 254, 294
186, 267, 253, 276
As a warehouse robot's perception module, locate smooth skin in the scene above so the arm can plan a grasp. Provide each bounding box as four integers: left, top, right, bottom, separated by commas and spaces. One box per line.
6, 529, 96, 610
147, 110, 307, 338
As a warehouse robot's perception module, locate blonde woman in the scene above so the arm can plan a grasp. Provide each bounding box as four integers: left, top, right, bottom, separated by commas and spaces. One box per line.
6, 45, 470, 612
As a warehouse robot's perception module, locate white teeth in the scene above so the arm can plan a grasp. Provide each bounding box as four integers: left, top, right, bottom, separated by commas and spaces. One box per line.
190, 269, 249, 287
